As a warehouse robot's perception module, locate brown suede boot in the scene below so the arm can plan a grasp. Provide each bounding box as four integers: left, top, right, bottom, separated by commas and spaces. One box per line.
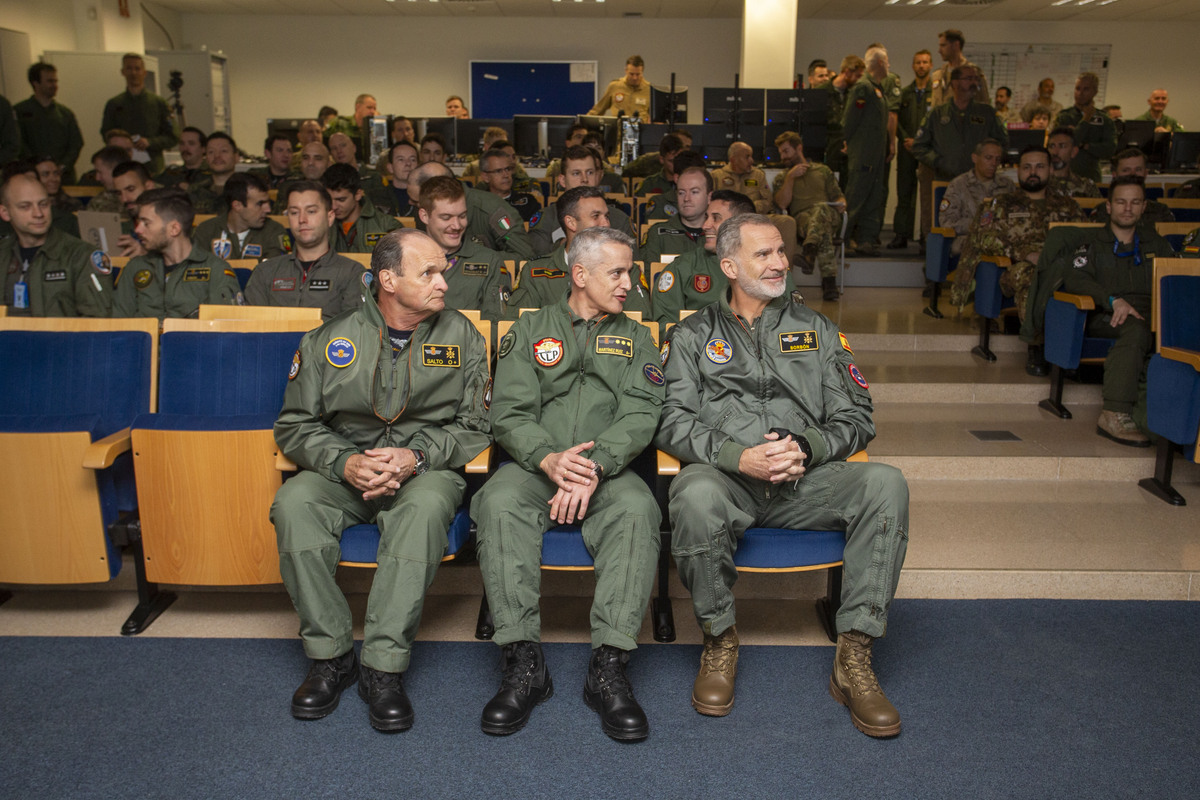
691, 626, 739, 716
829, 630, 901, 738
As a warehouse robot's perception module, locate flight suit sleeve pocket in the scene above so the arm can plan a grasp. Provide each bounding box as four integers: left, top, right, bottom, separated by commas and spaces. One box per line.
835, 352, 874, 411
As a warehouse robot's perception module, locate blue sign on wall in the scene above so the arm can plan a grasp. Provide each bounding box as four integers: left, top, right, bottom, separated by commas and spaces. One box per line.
470, 61, 597, 119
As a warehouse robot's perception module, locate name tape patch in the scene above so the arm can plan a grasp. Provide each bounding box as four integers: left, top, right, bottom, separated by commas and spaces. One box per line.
422, 344, 461, 368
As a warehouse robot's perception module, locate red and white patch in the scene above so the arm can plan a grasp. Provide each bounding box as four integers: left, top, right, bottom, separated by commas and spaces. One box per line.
533, 337, 564, 367
848, 363, 869, 389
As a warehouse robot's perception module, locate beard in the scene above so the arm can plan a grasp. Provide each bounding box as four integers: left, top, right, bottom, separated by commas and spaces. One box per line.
1019, 175, 1046, 192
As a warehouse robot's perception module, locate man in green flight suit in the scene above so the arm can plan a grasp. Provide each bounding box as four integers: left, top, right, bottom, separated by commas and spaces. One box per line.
842, 46, 892, 257
641, 166, 711, 267
816, 55, 866, 191
244, 181, 365, 319
473, 225, 663, 741
891, 49, 933, 250
1052, 72, 1118, 185
192, 172, 289, 261
15, 63, 84, 184
507, 185, 650, 318
272, 228, 491, 732
655, 212, 908, 738
112, 187, 240, 318
100, 54, 177, 175
530, 146, 637, 258
0, 173, 112, 316
418, 175, 511, 321
911, 63, 1008, 183
322, 163, 400, 255
408, 162, 537, 262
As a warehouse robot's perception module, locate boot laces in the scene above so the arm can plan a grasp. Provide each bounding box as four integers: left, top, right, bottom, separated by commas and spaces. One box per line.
500, 643, 540, 694
699, 636, 737, 676
593, 650, 633, 699
842, 637, 882, 696
364, 667, 402, 695
310, 654, 351, 682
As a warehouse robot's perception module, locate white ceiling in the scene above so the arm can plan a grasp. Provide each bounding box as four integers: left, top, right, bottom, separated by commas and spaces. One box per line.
152, 0, 1200, 23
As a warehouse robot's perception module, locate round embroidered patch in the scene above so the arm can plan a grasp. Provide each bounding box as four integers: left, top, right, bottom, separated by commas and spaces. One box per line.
848, 363, 869, 389
362, 271, 373, 288
133, 269, 153, 289
705, 338, 732, 364
659, 340, 671, 367
615, 92, 626, 103
289, 349, 301, 380
643, 364, 665, 385
657, 271, 675, 292
90, 250, 112, 275
533, 337, 564, 367
498, 331, 516, 358
326, 337, 357, 368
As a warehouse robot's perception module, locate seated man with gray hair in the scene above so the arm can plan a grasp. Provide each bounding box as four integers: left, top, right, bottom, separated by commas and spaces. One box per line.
472, 225, 664, 742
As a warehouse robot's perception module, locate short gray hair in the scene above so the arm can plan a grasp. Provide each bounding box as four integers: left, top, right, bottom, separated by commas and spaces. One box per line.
567, 226, 635, 274
715, 213, 774, 262
371, 228, 434, 278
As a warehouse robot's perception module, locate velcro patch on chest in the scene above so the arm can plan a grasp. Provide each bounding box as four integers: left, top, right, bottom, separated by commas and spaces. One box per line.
462, 262, 489, 277
595, 335, 633, 358
530, 267, 566, 280
365, 233, 384, 247
243, 244, 262, 258
272, 277, 296, 292
780, 330, 819, 352
43, 270, 67, 282
970, 115, 986, 125
422, 343, 461, 367
309, 279, 331, 291
182, 267, 211, 282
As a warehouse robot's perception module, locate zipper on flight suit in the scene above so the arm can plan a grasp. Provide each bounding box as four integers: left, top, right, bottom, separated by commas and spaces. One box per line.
570, 315, 597, 445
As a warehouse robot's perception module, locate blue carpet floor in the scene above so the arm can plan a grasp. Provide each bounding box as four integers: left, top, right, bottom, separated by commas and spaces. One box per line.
2, 599, 1198, 799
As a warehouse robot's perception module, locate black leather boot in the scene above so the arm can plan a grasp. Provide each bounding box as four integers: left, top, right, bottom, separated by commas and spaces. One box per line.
291, 649, 357, 720
481, 641, 553, 735
583, 645, 648, 741
822, 276, 840, 302
358, 665, 414, 732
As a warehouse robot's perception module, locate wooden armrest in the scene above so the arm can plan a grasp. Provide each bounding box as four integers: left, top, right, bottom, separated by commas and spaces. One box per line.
1161, 347, 1200, 371
275, 451, 298, 471
466, 446, 492, 474
82, 428, 132, 469
657, 450, 680, 475
1052, 291, 1096, 310
930, 227, 956, 238
847, 450, 869, 463
983, 256, 1012, 268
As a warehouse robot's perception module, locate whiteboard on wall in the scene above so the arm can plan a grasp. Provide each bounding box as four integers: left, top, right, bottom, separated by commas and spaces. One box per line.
970, 44, 1111, 110
469, 61, 598, 119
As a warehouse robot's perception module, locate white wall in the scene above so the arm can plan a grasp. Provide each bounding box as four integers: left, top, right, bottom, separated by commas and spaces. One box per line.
179, 14, 738, 149
0, 0, 79, 60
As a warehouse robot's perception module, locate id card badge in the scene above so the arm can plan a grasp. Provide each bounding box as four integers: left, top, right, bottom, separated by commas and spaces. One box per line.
13, 279, 28, 309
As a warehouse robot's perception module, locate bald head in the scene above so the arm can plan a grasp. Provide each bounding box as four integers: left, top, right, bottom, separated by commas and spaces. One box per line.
327, 132, 357, 165
727, 141, 754, 175
299, 142, 331, 180
407, 161, 455, 203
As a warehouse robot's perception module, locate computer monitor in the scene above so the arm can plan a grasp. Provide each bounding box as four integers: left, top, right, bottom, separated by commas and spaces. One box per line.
365, 116, 392, 166
578, 115, 621, 157
703, 88, 766, 126
1167, 132, 1200, 172
1118, 120, 1156, 153
650, 85, 688, 125
415, 117, 457, 155
637, 123, 705, 156
1005, 129, 1047, 163
454, 118, 513, 157
765, 89, 828, 129
512, 115, 580, 159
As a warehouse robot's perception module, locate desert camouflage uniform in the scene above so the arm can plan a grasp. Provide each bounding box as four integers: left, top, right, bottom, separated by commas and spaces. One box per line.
953, 190, 1086, 318
773, 163, 842, 278
939, 170, 1015, 255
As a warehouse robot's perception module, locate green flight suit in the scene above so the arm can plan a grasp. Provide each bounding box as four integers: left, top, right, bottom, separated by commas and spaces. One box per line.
1091, 199, 1175, 226
245, 166, 289, 192
332, 197, 401, 254
472, 294, 663, 650
465, 187, 536, 261
193, 214, 290, 261
622, 151, 660, 179
272, 297, 491, 672
654, 295, 908, 639
100, 90, 178, 174
15, 97, 84, 183
641, 219, 703, 267
155, 164, 208, 189
895, 82, 933, 240
443, 237, 513, 322
112, 243, 240, 319
0, 94, 19, 165
1061, 225, 1174, 413
244, 248, 365, 320
186, 174, 230, 215
636, 171, 673, 198
1133, 111, 1183, 132
1052, 106, 1117, 185
527, 200, 636, 258
911, 101, 1009, 181
652, 248, 799, 325
842, 76, 890, 250
1, 228, 113, 317
505, 245, 651, 320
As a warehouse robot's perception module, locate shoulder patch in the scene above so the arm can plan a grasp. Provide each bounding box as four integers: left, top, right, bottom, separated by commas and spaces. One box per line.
212, 237, 232, 260
659, 340, 671, 367
325, 337, 357, 368
533, 337, 564, 367
133, 269, 153, 289
421, 343, 461, 367
705, 338, 732, 364
530, 267, 567, 280
288, 349, 301, 380
693, 275, 711, 293
657, 271, 675, 292
498, 330, 516, 358
839, 332, 854, 354
848, 363, 869, 389
643, 363, 665, 386
362, 271, 373, 289
90, 250, 112, 275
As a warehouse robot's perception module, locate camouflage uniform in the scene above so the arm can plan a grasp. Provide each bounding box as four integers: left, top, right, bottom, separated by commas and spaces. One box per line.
939, 170, 1015, 255
323, 116, 366, 158
710, 165, 797, 255
953, 190, 1086, 317
187, 174, 229, 215
87, 190, 123, 215
773, 163, 843, 278
1048, 172, 1101, 199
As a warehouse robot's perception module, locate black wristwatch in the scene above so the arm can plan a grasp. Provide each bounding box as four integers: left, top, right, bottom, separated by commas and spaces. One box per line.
412, 449, 429, 476
770, 427, 814, 463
